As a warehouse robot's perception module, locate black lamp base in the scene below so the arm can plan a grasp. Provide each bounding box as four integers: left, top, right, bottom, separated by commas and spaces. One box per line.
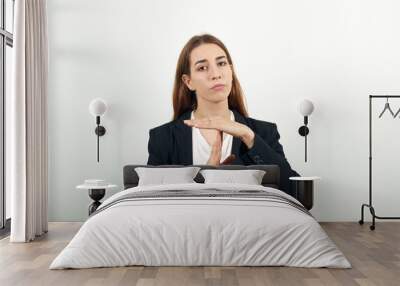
95, 126, 106, 136
298, 126, 309, 136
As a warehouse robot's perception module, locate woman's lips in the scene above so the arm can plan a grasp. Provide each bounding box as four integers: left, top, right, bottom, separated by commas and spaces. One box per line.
211, 84, 225, 91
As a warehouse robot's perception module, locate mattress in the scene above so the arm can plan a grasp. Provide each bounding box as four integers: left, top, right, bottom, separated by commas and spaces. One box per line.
50, 183, 351, 269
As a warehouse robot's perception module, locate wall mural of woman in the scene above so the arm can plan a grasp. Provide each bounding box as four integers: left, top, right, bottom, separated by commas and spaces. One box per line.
147, 34, 300, 196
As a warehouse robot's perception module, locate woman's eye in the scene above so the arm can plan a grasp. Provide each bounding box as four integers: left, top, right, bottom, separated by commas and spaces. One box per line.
197, 62, 227, 71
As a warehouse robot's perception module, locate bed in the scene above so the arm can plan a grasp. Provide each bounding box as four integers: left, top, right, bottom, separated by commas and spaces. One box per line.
49, 164, 351, 269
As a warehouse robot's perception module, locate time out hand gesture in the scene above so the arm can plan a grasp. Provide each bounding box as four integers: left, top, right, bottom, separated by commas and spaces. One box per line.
184, 115, 255, 149
205, 130, 236, 166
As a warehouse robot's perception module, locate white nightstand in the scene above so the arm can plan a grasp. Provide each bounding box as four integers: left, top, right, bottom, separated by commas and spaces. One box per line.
289, 176, 321, 210
76, 180, 117, 215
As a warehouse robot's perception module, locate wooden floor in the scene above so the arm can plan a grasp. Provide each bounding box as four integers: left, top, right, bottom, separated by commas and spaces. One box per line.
0, 222, 399, 286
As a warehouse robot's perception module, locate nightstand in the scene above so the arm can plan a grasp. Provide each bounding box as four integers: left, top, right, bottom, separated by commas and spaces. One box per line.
76, 180, 117, 215
289, 176, 321, 210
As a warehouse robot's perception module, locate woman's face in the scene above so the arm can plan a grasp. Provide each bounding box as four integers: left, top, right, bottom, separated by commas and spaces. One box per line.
182, 43, 233, 104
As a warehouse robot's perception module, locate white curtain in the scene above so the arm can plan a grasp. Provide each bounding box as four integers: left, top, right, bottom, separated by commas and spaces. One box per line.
9, 0, 48, 242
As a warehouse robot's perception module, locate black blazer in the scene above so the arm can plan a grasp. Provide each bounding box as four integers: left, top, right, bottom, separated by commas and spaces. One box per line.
147, 109, 300, 196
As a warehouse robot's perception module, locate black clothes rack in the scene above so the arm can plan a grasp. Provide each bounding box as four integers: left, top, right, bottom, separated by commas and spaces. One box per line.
359, 95, 400, 230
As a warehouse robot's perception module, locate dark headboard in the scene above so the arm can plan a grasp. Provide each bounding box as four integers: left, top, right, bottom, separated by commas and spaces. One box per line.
123, 165, 280, 190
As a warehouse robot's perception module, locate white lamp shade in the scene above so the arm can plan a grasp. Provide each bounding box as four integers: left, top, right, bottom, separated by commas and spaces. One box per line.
89, 98, 107, 116
298, 99, 314, 116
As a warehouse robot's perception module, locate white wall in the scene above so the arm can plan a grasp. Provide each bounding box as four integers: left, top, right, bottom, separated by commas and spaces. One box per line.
47, 0, 400, 222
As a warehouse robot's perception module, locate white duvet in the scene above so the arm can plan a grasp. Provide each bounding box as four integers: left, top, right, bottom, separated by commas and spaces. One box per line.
50, 183, 351, 269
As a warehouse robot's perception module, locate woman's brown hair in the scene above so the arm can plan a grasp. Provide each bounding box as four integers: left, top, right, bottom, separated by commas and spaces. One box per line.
172, 34, 248, 121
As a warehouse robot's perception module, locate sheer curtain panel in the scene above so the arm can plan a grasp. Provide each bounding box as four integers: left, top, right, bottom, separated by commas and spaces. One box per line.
9, 0, 48, 242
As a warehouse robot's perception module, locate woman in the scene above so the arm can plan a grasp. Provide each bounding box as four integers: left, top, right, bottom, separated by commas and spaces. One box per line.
147, 34, 300, 196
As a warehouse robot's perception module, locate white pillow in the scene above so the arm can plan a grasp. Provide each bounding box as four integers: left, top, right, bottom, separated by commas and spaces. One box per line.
200, 169, 266, 185
135, 167, 201, 186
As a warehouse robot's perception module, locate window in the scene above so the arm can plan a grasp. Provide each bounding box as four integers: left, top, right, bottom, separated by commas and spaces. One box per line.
0, 0, 14, 235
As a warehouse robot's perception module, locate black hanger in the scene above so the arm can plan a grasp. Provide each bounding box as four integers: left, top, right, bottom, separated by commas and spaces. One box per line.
394, 106, 400, 118
378, 97, 395, 118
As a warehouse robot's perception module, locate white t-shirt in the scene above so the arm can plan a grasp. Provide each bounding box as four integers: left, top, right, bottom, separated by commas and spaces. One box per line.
191, 110, 234, 165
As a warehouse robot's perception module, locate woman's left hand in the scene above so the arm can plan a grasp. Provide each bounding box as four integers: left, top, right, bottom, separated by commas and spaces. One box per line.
183, 116, 255, 149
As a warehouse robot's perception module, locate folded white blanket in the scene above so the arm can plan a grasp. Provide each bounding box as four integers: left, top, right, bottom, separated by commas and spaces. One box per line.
50, 183, 351, 269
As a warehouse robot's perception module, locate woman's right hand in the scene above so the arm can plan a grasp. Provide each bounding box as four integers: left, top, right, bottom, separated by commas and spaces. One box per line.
206, 131, 236, 166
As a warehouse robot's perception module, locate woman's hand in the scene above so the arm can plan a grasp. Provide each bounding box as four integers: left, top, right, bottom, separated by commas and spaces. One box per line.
206, 130, 236, 166
206, 131, 222, 165
184, 116, 255, 149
